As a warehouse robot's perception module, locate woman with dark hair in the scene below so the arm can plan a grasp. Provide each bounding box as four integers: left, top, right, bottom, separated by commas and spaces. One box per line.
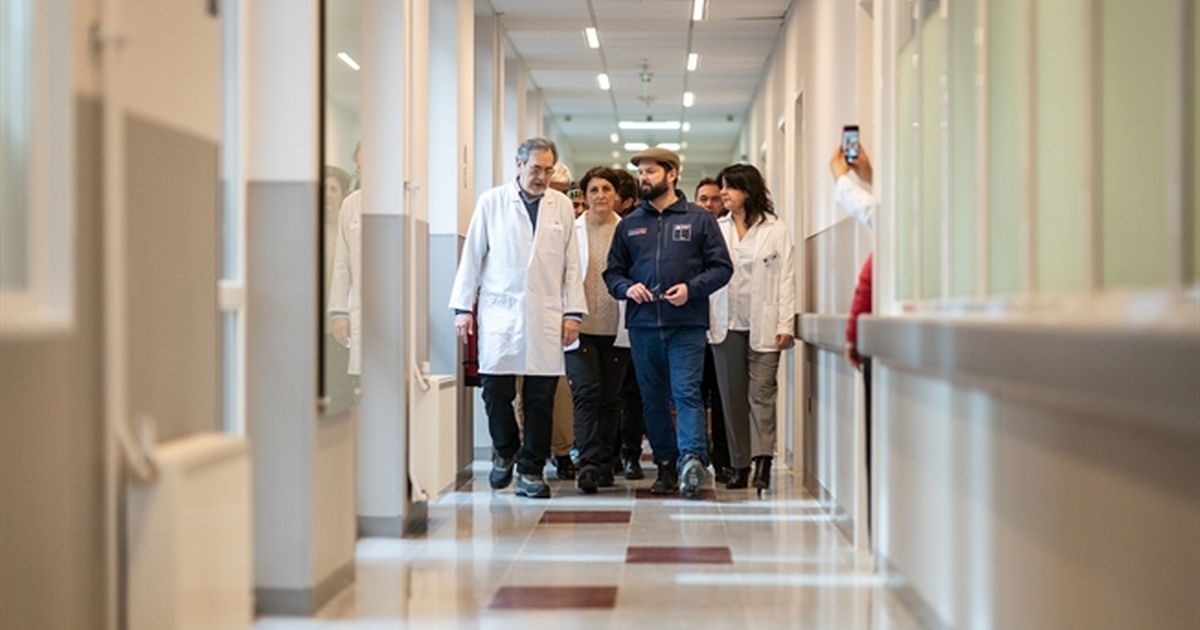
709, 163, 796, 491
564, 166, 631, 492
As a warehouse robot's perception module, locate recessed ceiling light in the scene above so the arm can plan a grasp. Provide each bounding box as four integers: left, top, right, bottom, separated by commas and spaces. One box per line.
584, 27, 600, 49
624, 142, 649, 151
619, 120, 681, 131
692, 0, 707, 21
657, 143, 681, 151
687, 53, 700, 71
683, 92, 695, 107
338, 52, 360, 71
610, 132, 620, 144
597, 73, 611, 91
681, 141, 689, 149
612, 150, 621, 159
612, 162, 623, 169
682, 121, 692, 132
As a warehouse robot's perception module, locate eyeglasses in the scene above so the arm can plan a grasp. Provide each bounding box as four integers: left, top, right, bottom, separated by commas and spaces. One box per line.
523, 164, 555, 178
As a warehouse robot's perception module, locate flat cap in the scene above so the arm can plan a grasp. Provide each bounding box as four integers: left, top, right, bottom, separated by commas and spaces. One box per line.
630, 147, 681, 172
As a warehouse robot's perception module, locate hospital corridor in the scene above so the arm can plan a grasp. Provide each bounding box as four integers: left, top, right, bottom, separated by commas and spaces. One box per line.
1, 1, 1197, 629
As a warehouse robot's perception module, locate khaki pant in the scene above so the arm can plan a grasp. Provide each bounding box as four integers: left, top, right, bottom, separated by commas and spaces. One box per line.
514, 375, 575, 457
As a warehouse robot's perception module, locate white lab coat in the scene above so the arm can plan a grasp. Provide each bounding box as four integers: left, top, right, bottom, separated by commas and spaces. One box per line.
565, 213, 628, 351
708, 214, 797, 352
834, 175, 876, 229
449, 182, 588, 375
328, 190, 362, 374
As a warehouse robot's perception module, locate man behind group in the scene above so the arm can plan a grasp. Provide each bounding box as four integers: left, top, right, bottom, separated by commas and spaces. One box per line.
449, 137, 587, 499
604, 148, 733, 499
693, 177, 733, 484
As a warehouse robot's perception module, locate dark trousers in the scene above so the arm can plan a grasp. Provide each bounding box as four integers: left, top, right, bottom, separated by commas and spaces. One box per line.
702, 345, 729, 470
565, 334, 631, 473
614, 360, 645, 463
480, 374, 558, 475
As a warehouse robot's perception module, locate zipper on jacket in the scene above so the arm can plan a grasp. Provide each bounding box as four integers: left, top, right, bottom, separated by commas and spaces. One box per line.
655, 213, 663, 326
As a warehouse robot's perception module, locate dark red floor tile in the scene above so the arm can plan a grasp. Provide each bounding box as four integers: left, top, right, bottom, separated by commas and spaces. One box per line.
488, 586, 618, 610
539, 510, 632, 524
625, 546, 733, 564
634, 488, 717, 501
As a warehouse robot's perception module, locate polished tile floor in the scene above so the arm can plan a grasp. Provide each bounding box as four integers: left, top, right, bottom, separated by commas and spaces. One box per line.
255, 459, 924, 629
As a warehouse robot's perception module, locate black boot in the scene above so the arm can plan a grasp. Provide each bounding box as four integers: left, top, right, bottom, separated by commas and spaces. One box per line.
725, 466, 750, 489
649, 459, 679, 495
751, 456, 772, 490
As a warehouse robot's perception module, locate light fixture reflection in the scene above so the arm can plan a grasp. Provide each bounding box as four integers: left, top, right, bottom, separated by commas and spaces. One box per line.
692, 0, 707, 21
683, 91, 695, 107
338, 52, 360, 71
597, 73, 611, 91
584, 27, 600, 49
687, 53, 700, 71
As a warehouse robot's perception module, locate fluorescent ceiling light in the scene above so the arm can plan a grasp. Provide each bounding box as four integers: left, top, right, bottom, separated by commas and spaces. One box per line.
682, 121, 692, 132
610, 132, 620, 143
692, 0, 707, 21
597, 73, 611, 91
624, 142, 649, 151
338, 52, 360, 71
618, 120, 681, 130
584, 27, 600, 49
687, 53, 700, 71
683, 91, 695, 107
657, 143, 681, 151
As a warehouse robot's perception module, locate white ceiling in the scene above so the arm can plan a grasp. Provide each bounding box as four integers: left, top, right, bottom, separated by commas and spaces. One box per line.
326, 0, 794, 184
495, 0, 793, 181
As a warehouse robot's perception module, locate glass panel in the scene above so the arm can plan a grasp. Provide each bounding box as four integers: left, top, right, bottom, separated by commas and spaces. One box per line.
1034, 0, 1088, 294
1101, 0, 1170, 289
0, 0, 32, 290
1193, 2, 1199, 285
948, 0, 978, 298
920, 2, 944, 300
987, 0, 1027, 296
895, 1, 919, 301
323, 0, 362, 416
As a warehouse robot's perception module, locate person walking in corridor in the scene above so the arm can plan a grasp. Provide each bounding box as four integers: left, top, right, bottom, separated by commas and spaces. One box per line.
603, 148, 733, 499
709, 163, 796, 492
449, 137, 587, 499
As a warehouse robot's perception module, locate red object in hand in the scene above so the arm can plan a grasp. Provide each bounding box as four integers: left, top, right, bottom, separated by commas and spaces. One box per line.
845, 255, 873, 346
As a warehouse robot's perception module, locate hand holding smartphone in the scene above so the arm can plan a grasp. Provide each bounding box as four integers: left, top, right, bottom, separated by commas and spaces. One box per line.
841, 125, 860, 164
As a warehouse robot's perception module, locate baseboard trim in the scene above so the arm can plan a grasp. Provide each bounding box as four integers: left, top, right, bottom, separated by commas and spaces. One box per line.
254, 559, 354, 617
881, 556, 950, 630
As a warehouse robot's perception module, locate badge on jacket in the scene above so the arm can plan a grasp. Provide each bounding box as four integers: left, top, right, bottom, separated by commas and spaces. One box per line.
672, 224, 692, 242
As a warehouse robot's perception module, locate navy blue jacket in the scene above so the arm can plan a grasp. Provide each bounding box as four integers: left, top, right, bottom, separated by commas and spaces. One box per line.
603, 192, 733, 329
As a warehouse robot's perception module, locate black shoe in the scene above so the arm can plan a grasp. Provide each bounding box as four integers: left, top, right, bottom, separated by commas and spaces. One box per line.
555, 454, 577, 480
680, 454, 707, 500
599, 468, 615, 487
752, 456, 773, 491
713, 465, 732, 485
649, 460, 679, 495
577, 468, 599, 494
624, 458, 645, 480
725, 466, 750, 489
490, 455, 515, 489
515, 473, 551, 498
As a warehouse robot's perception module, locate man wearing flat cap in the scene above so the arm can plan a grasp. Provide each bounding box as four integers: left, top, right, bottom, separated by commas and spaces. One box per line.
603, 147, 733, 499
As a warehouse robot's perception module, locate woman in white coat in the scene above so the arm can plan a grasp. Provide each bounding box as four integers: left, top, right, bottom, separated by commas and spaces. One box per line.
709, 164, 796, 490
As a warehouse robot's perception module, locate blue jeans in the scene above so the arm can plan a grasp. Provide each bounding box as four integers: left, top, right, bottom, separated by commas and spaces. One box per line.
627, 326, 709, 469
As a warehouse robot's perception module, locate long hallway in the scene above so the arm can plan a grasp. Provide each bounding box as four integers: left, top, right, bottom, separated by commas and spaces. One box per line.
257, 459, 920, 629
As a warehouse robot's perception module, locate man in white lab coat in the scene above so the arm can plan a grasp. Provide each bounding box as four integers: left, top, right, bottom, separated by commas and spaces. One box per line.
449, 137, 587, 499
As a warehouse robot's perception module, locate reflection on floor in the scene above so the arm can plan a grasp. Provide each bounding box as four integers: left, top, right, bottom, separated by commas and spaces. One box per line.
255, 460, 923, 629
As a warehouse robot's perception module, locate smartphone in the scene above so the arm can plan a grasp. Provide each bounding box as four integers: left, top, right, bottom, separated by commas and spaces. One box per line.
842, 125, 860, 164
